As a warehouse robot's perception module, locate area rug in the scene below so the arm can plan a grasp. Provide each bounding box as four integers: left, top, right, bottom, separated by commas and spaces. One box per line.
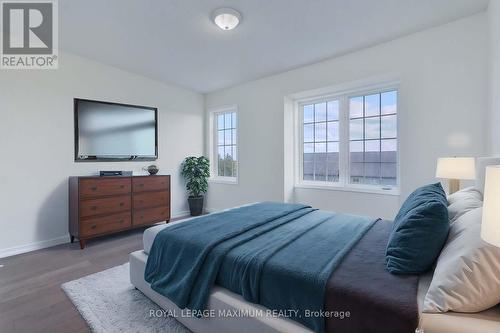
62, 263, 191, 333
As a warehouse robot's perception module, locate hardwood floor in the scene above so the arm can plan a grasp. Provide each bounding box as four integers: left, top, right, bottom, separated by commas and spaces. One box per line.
0, 220, 185, 333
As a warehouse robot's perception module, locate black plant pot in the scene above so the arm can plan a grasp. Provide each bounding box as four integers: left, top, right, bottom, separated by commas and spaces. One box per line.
188, 196, 204, 216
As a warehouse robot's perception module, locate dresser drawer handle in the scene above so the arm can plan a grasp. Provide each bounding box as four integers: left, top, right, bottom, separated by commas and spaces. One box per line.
139, 184, 144, 187
120, 202, 125, 207
161, 211, 166, 215
91, 225, 97, 230
91, 206, 97, 211
139, 200, 144, 204
118, 219, 124, 224
120, 185, 125, 189
91, 186, 97, 191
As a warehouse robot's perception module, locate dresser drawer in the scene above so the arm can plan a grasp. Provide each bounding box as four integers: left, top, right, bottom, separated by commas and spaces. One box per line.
133, 176, 169, 193
80, 212, 131, 237
80, 195, 131, 218
80, 178, 131, 198
133, 206, 170, 226
133, 191, 169, 210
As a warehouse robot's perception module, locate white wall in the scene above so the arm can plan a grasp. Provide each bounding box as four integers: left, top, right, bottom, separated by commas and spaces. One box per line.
0, 53, 204, 257
489, 0, 500, 153
205, 14, 488, 219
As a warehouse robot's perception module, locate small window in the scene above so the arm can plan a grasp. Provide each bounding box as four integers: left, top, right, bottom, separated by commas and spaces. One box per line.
301, 100, 340, 182
348, 91, 397, 186
212, 108, 238, 181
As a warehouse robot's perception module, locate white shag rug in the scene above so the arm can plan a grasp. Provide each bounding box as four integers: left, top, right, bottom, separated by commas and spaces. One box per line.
62, 263, 191, 333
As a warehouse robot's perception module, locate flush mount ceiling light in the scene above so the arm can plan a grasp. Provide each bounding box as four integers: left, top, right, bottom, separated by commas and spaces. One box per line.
212, 8, 241, 31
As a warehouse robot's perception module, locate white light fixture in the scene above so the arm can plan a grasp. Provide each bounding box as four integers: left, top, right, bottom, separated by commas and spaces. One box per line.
435, 157, 475, 194
212, 8, 241, 31
482, 165, 500, 247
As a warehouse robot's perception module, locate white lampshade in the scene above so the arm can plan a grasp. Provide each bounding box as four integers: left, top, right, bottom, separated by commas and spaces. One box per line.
435, 157, 475, 180
212, 8, 241, 31
482, 166, 500, 247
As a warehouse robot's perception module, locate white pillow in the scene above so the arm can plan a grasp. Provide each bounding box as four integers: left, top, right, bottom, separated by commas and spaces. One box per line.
447, 187, 482, 223
423, 207, 500, 313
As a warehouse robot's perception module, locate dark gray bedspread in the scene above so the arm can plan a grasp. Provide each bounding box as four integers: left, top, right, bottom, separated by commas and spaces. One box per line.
325, 219, 419, 333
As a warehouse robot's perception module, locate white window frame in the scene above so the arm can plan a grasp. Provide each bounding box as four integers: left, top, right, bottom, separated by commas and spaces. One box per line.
294, 82, 400, 195
208, 105, 239, 184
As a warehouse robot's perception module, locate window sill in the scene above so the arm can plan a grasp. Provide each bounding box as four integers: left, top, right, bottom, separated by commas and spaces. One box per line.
294, 183, 400, 196
209, 177, 238, 185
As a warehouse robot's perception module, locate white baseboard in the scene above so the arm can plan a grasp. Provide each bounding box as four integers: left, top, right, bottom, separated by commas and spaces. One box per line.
172, 210, 190, 218
0, 235, 69, 259
0, 210, 191, 259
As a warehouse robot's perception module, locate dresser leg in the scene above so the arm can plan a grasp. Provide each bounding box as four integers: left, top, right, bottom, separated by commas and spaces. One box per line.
70, 235, 75, 243
79, 239, 86, 249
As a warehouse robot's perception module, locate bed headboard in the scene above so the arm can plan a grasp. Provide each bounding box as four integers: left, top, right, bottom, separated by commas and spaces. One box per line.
475, 157, 500, 194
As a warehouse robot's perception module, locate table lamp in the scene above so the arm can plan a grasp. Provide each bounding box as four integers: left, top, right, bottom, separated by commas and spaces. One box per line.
481, 166, 500, 247
435, 157, 475, 194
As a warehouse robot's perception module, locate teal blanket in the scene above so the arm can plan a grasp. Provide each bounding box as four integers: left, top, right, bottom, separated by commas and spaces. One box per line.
145, 202, 377, 332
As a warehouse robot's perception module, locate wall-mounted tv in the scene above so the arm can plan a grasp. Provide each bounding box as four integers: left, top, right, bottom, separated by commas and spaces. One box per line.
74, 98, 158, 162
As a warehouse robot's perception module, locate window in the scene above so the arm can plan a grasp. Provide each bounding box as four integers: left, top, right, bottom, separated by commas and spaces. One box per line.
211, 107, 238, 182
302, 100, 340, 182
349, 91, 397, 186
298, 86, 398, 193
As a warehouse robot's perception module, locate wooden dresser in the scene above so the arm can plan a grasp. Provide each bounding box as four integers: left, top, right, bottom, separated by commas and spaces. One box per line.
69, 175, 170, 249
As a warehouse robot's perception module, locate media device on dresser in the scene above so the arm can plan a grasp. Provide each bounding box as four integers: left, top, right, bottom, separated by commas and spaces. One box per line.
99, 171, 133, 177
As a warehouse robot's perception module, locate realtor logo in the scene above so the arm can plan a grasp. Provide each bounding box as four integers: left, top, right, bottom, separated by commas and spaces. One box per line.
1, 0, 58, 69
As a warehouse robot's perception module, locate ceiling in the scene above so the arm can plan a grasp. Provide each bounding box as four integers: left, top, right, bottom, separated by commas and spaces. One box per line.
60, 0, 489, 93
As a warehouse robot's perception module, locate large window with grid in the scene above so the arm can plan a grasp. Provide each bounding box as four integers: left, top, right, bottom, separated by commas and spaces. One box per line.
214, 110, 237, 179
298, 86, 398, 193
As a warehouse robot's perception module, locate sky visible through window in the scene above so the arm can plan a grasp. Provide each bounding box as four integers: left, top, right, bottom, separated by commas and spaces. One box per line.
217, 112, 237, 178
303, 100, 340, 182
349, 91, 397, 186
302, 90, 397, 186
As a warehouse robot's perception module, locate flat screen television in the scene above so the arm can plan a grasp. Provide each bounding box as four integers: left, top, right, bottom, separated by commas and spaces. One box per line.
74, 98, 158, 162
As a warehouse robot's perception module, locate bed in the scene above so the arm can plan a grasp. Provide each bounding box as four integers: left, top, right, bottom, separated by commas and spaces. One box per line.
130, 158, 500, 333
130, 219, 500, 333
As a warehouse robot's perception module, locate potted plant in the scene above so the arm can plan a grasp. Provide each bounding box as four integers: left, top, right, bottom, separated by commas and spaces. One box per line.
181, 156, 210, 216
